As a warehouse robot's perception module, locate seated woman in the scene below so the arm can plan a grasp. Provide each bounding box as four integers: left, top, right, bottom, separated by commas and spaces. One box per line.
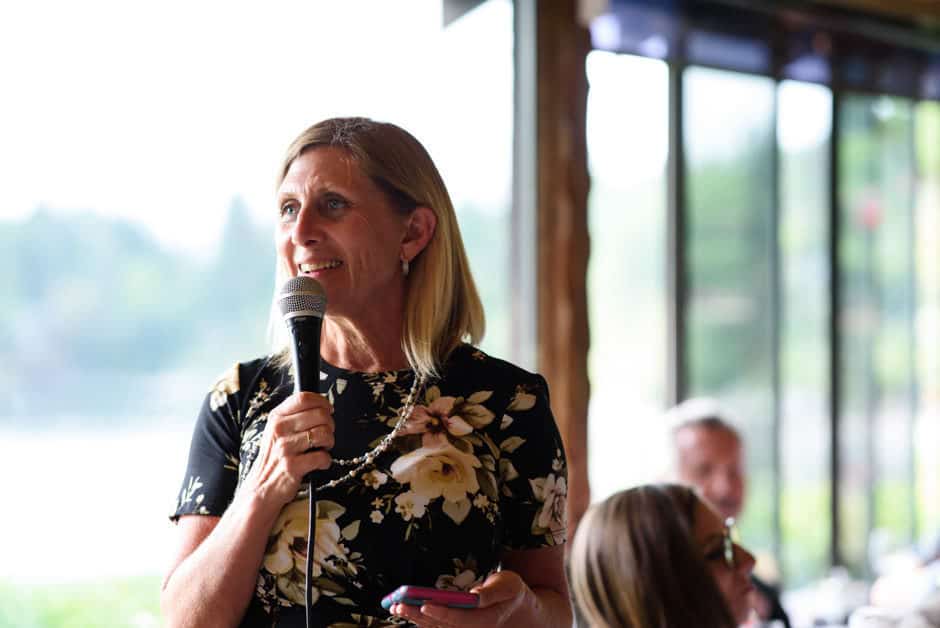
569, 483, 756, 628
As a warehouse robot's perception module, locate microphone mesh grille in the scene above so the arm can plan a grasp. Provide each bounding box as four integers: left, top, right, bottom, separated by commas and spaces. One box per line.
278, 276, 327, 317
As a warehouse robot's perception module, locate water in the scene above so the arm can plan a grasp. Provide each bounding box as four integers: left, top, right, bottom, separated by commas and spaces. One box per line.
0, 424, 193, 584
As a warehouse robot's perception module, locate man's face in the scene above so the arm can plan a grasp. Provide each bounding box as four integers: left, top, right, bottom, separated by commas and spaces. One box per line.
675, 426, 745, 520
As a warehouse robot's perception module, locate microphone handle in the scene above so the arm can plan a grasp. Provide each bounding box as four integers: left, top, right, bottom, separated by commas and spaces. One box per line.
286, 315, 323, 485
287, 315, 322, 394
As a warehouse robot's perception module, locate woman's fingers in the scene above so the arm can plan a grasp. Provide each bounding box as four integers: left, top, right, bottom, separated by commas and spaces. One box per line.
472, 570, 525, 609
298, 424, 335, 451
273, 391, 332, 418
295, 448, 333, 475
246, 392, 336, 504
267, 392, 335, 452
389, 571, 527, 627
390, 602, 503, 628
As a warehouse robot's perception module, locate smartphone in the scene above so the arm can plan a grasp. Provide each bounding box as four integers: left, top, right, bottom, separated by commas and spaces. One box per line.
381, 585, 480, 610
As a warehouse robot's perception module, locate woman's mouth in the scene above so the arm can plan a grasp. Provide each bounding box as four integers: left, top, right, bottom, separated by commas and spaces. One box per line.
298, 260, 342, 275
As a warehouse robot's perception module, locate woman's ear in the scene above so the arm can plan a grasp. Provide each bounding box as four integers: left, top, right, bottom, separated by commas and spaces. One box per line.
401, 206, 437, 263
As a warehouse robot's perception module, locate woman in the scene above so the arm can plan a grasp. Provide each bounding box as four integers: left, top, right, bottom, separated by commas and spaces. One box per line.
160, 117, 571, 628
568, 484, 756, 628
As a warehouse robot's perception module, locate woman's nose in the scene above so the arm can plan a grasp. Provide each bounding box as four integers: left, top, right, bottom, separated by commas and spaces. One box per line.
290, 206, 320, 247
734, 543, 756, 575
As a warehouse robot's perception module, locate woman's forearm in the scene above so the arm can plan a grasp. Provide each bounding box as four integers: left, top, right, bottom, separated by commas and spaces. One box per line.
161, 491, 280, 628
512, 585, 573, 628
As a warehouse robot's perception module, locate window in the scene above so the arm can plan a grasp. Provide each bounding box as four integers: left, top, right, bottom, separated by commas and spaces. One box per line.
587, 0, 940, 599
838, 94, 918, 574
0, 1, 514, 622
915, 101, 940, 546
585, 51, 670, 499
684, 66, 777, 563
778, 80, 832, 585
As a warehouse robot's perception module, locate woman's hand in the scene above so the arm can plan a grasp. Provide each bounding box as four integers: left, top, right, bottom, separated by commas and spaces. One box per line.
389, 570, 530, 628
243, 391, 334, 507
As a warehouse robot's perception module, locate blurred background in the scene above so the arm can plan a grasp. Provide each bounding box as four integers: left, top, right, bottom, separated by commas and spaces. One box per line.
0, 0, 938, 626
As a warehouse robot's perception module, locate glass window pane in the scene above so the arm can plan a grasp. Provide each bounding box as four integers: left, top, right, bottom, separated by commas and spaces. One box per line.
684, 66, 777, 566
431, 2, 515, 358
778, 80, 832, 586
585, 51, 669, 500
839, 94, 917, 576
915, 101, 940, 547
0, 1, 514, 620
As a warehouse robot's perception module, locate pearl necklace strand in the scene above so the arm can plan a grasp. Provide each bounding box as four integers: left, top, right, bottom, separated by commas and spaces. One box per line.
313, 372, 424, 492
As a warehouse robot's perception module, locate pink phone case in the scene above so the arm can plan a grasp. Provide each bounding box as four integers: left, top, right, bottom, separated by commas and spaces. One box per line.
381, 585, 480, 609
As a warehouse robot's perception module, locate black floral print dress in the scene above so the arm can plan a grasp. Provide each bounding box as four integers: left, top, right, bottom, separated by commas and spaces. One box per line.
171, 344, 568, 628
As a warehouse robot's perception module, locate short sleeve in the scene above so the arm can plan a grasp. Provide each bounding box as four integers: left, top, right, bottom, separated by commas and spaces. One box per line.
497, 374, 568, 550
170, 363, 243, 521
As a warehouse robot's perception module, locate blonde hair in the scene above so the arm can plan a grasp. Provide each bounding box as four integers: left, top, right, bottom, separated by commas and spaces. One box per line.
568, 484, 737, 628
269, 117, 484, 379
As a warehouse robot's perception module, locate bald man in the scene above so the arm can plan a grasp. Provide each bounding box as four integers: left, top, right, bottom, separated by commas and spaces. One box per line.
669, 398, 791, 628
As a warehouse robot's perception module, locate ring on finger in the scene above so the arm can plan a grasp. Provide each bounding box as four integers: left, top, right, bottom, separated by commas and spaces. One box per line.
306, 427, 315, 447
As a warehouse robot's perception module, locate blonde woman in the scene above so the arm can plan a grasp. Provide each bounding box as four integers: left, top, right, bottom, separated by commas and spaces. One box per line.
161, 118, 571, 627
569, 484, 756, 628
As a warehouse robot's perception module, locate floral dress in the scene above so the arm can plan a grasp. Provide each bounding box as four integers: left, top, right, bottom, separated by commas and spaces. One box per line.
171, 344, 568, 628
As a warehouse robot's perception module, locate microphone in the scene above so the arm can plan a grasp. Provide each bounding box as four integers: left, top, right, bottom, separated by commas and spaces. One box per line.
277, 275, 327, 628
277, 276, 327, 394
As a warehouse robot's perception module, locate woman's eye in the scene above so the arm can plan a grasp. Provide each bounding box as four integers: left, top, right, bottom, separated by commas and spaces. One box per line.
280, 203, 298, 221
324, 196, 348, 212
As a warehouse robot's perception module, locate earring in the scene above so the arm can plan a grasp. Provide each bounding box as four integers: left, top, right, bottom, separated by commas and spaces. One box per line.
402, 259, 410, 277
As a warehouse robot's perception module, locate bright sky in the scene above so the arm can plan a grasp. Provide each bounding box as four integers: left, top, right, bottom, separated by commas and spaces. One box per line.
0, 0, 513, 257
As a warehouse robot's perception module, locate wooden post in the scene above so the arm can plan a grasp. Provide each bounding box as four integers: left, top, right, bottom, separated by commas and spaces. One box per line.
536, 0, 592, 542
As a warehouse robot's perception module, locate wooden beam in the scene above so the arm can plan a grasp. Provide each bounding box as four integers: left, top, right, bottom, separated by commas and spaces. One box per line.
536, 0, 592, 542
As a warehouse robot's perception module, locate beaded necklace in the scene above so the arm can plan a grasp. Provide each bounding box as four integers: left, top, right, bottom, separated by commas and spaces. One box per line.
314, 372, 424, 492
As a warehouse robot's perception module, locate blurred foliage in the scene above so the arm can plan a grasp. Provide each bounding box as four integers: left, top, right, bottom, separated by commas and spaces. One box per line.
0, 198, 273, 422
838, 94, 919, 576
0, 199, 508, 424
686, 141, 776, 393
781, 481, 831, 586
456, 207, 511, 357
0, 576, 161, 628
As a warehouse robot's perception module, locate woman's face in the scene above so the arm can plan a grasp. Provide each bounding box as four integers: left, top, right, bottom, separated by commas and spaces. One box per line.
276, 146, 410, 320
692, 499, 756, 624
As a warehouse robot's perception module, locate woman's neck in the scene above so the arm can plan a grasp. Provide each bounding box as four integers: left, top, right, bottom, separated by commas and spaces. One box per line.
320, 315, 408, 373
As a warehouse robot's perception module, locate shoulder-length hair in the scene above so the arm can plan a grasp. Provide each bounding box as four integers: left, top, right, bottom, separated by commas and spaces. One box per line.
568, 484, 738, 628
269, 117, 484, 380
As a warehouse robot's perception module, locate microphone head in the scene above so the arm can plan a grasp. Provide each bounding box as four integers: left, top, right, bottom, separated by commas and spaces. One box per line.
278, 276, 327, 321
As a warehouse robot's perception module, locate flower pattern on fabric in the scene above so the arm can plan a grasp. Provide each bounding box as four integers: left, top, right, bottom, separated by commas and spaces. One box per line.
175, 475, 209, 515
260, 498, 363, 609
530, 463, 568, 545
391, 440, 481, 502
170, 346, 567, 627
434, 557, 486, 592
388, 385, 503, 526
209, 363, 240, 412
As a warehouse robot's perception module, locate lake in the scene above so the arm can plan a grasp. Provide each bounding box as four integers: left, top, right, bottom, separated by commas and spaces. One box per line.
0, 424, 194, 584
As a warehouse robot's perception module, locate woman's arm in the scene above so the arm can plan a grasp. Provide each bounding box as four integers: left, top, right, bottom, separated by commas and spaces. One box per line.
499, 545, 571, 627
160, 496, 279, 627
389, 545, 572, 628
161, 391, 335, 628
